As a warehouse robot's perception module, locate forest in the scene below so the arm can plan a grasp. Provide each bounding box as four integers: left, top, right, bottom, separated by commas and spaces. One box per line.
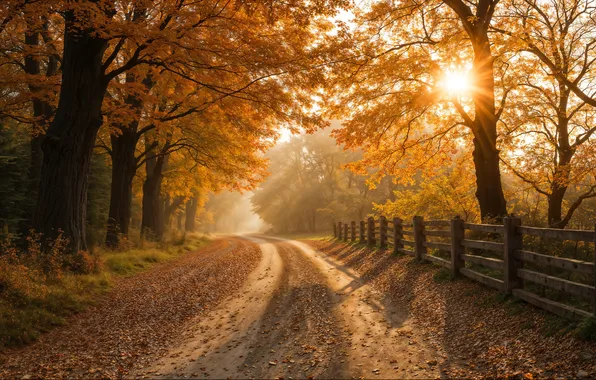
2, 0, 596, 249
2, 0, 596, 376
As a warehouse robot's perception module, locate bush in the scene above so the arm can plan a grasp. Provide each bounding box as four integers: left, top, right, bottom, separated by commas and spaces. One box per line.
576, 316, 596, 341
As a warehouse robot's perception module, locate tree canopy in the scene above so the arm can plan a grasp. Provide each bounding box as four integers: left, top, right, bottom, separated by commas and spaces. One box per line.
2, 0, 596, 251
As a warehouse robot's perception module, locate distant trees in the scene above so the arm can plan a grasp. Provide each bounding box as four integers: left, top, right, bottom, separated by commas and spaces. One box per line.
252, 131, 395, 233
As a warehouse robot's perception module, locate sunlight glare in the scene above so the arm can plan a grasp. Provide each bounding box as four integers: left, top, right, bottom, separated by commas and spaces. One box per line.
442, 70, 471, 96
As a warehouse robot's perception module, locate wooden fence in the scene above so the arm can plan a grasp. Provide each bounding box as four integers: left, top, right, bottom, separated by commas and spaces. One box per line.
333, 216, 596, 321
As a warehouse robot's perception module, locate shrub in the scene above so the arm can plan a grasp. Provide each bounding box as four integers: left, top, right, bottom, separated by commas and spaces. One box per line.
62, 250, 101, 274
576, 316, 596, 341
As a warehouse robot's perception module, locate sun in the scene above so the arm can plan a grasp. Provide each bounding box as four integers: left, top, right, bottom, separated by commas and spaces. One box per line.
442, 70, 471, 96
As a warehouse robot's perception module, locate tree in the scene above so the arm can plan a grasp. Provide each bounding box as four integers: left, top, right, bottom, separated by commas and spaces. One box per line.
0, 121, 30, 234
32, 0, 112, 251
326, 0, 509, 220
375, 153, 480, 221
0, 0, 354, 251
137, 97, 273, 239
0, 1, 61, 231
500, 0, 596, 108
497, 0, 596, 227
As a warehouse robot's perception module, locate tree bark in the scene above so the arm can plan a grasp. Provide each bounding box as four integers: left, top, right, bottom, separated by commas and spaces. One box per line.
546, 86, 574, 228
547, 133, 573, 228
141, 149, 167, 241
24, 19, 58, 231
176, 212, 183, 231
445, 0, 508, 220
185, 196, 198, 232
164, 196, 184, 231
470, 32, 507, 220
105, 127, 138, 247
104, 74, 153, 247
33, 9, 110, 251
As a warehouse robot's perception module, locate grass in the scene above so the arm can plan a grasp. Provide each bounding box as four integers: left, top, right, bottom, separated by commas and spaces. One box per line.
576, 316, 596, 341
0, 233, 210, 348
542, 314, 576, 337
432, 268, 451, 283
103, 248, 174, 275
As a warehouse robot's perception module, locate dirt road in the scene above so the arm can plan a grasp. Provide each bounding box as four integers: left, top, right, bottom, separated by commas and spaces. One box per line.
140, 236, 442, 379
2, 236, 448, 379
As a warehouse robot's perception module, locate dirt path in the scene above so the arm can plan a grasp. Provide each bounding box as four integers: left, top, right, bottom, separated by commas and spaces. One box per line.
276, 238, 441, 379
2, 236, 451, 379
144, 236, 443, 379
142, 237, 285, 379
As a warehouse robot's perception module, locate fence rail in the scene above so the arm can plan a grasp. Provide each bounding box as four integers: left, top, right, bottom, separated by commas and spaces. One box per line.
332, 215, 596, 321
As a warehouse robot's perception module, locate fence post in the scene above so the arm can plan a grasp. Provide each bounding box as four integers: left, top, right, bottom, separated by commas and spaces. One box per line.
413, 215, 426, 261
333, 223, 337, 238
367, 217, 376, 247
393, 217, 403, 254
503, 216, 523, 294
379, 216, 387, 249
343, 223, 348, 242
338, 222, 342, 240
450, 216, 465, 279
359, 220, 365, 242
350, 221, 356, 242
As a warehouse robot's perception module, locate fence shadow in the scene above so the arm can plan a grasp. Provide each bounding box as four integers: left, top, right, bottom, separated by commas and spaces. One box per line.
316, 237, 596, 378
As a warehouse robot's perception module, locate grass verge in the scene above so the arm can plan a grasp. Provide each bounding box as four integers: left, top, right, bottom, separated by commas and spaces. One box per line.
0, 233, 210, 348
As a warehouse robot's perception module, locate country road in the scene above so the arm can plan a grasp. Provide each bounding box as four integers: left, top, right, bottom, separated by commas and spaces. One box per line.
3, 235, 594, 379
0, 236, 445, 379
141, 236, 441, 379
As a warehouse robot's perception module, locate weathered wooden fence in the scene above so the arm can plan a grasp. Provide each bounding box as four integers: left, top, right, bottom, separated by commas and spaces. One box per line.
332, 216, 596, 321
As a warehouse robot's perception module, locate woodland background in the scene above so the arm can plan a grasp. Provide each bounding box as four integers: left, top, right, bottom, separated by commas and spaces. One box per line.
2, 0, 596, 247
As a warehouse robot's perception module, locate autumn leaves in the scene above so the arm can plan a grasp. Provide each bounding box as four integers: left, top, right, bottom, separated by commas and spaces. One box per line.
326, 0, 596, 227
2, 0, 596, 251
0, 0, 346, 248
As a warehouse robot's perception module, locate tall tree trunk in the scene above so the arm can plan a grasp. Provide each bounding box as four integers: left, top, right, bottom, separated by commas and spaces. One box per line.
545, 84, 575, 228
548, 126, 573, 228
24, 20, 58, 232
177, 212, 183, 231
443, 1, 508, 220
185, 196, 198, 232
141, 145, 167, 241
33, 9, 110, 251
105, 127, 138, 247
548, 187, 566, 228
470, 34, 507, 220
164, 196, 184, 230
105, 74, 153, 247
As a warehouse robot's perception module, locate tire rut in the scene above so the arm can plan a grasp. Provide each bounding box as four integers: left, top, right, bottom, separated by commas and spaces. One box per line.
240, 241, 349, 379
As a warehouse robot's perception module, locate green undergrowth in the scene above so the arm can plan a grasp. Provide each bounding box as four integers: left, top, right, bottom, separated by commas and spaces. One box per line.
0, 233, 210, 348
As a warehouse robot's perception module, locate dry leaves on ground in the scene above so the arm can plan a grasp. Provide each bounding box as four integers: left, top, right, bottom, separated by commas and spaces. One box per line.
0, 238, 261, 379
306, 240, 596, 379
